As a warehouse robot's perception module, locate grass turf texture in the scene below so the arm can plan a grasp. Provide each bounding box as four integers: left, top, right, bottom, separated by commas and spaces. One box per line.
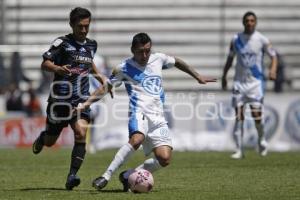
0, 149, 300, 200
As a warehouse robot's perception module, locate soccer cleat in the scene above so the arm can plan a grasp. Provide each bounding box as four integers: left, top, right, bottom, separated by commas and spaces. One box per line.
65, 174, 81, 190
32, 132, 45, 154
92, 176, 108, 190
258, 140, 268, 156
119, 170, 129, 192
230, 151, 244, 159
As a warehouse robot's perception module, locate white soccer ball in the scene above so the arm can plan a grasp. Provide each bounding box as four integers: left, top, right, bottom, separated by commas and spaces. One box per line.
128, 169, 154, 193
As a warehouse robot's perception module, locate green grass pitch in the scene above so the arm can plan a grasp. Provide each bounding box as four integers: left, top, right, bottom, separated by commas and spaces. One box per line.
1, 148, 300, 200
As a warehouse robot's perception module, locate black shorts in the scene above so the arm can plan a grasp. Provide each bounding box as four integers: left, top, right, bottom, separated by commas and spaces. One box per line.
45, 101, 91, 136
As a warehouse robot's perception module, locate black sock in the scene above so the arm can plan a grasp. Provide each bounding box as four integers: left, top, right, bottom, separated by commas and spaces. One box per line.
69, 142, 86, 175
39, 131, 46, 145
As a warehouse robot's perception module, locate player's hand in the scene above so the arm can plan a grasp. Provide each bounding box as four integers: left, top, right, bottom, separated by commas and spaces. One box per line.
221, 76, 227, 90
269, 70, 277, 80
74, 103, 89, 113
54, 64, 72, 76
197, 76, 217, 84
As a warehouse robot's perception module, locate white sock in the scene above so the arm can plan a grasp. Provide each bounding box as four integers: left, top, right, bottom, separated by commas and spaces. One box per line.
102, 143, 134, 180
136, 158, 162, 173
233, 120, 244, 152
123, 158, 162, 179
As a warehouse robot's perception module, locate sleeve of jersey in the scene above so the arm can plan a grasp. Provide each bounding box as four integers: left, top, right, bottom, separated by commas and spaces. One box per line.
109, 66, 123, 88
261, 35, 276, 57
228, 35, 237, 57
42, 38, 63, 61
156, 53, 176, 70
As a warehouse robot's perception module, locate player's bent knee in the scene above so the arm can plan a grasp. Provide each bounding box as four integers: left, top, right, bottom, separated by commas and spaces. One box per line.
131, 143, 142, 150
129, 134, 144, 150
157, 157, 171, 167
159, 159, 170, 167
74, 133, 86, 142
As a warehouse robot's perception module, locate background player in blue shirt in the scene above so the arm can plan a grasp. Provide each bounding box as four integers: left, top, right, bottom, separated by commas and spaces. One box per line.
32, 7, 109, 190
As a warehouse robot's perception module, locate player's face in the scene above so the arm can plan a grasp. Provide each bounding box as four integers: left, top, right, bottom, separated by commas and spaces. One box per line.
132, 42, 151, 66
71, 18, 90, 42
243, 15, 256, 34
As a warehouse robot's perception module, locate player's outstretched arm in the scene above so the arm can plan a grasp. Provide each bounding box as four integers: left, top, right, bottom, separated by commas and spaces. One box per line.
91, 61, 114, 98
76, 83, 113, 112
174, 57, 217, 84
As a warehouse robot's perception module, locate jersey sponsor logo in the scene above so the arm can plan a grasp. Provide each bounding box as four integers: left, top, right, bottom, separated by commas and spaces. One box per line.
79, 47, 86, 52
65, 44, 76, 51
285, 99, 300, 142
241, 52, 257, 68
74, 55, 92, 64
68, 66, 89, 75
142, 76, 162, 95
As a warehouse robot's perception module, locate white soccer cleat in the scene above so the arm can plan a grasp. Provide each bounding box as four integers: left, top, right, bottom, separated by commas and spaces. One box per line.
230, 151, 244, 159
258, 140, 268, 156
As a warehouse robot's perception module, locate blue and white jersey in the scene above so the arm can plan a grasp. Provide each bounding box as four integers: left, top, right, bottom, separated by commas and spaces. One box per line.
231, 31, 270, 83
110, 53, 175, 115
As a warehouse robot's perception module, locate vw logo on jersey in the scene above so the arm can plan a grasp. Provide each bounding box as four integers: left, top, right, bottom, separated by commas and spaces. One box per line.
142, 76, 162, 95
285, 99, 300, 142
241, 52, 256, 68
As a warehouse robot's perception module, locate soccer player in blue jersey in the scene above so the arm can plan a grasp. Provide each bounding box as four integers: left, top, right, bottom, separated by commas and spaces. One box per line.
32, 7, 109, 190
222, 11, 278, 159
76, 32, 217, 191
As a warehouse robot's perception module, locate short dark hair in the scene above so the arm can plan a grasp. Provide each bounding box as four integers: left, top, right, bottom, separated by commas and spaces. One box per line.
131, 32, 152, 52
242, 11, 257, 24
69, 7, 91, 25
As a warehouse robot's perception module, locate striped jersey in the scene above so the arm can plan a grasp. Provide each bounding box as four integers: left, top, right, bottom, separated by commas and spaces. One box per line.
110, 53, 175, 115
231, 31, 270, 83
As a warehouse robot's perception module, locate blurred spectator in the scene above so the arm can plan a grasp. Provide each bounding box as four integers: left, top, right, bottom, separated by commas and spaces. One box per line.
9, 52, 31, 88
24, 85, 42, 117
0, 53, 7, 94
5, 83, 24, 111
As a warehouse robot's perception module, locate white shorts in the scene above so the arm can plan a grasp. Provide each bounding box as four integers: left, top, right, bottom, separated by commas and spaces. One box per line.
128, 112, 172, 156
232, 81, 264, 108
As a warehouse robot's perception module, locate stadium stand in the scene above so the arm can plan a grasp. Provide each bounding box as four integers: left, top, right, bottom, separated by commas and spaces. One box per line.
1, 0, 300, 91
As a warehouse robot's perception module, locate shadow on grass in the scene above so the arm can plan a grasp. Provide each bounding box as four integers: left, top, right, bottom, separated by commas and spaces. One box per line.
17, 188, 124, 193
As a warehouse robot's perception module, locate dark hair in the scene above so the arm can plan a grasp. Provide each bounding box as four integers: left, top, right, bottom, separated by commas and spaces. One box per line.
242, 11, 257, 24
69, 7, 91, 25
131, 32, 152, 52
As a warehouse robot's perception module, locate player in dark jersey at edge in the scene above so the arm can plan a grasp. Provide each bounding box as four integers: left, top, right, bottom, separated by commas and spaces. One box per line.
32, 7, 109, 190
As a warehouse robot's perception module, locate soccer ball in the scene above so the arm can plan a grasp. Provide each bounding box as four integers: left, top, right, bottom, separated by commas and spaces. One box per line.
128, 169, 154, 193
